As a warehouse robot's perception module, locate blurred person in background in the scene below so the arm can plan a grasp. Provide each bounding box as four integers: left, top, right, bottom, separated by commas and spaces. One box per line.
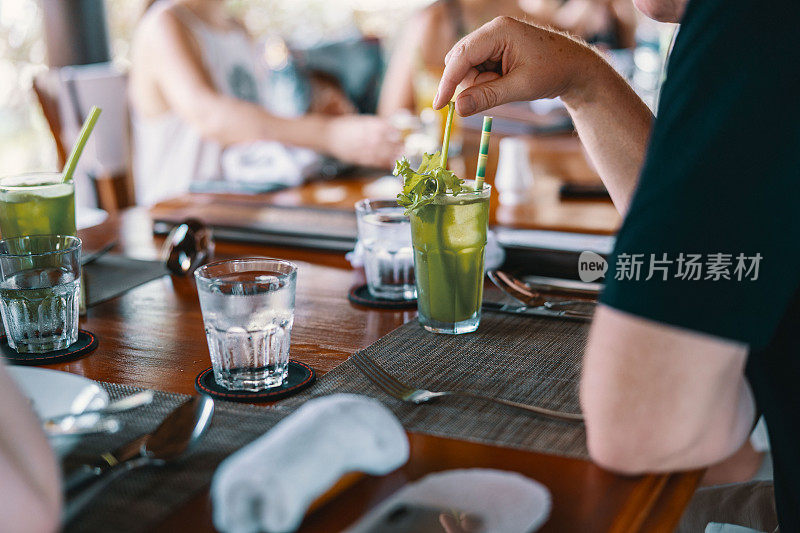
519, 0, 637, 50
0, 363, 61, 533
130, 0, 402, 206
378, 0, 636, 118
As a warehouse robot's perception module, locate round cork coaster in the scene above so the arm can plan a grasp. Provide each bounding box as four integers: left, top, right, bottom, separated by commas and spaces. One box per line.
194, 360, 315, 402
0, 330, 98, 366
348, 284, 417, 310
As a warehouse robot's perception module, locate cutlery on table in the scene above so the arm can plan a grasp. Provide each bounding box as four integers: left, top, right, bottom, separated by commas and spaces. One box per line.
351, 351, 583, 422
492, 270, 600, 299
80, 240, 118, 266
45, 417, 122, 437
487, 270, 595, 320
63, 394, 215, 523
44, 390, 154, 430
481, 301, 593, 321
488, 270, 597, 308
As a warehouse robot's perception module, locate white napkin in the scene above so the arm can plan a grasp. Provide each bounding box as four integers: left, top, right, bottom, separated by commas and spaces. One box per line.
221, 141, 323, 187
346, 469, 552, 533
211, 394, 409, 533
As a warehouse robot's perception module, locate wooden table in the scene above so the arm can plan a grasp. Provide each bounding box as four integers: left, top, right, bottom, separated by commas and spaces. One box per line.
49, 134, 699, 531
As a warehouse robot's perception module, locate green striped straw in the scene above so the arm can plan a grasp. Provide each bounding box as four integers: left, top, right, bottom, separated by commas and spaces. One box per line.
475, 116, 493, 190
62, 106, 102, 183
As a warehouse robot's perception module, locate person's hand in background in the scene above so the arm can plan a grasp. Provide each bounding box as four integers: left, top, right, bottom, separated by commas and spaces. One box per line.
432, 16, 603, 116
325, 115, 403, 169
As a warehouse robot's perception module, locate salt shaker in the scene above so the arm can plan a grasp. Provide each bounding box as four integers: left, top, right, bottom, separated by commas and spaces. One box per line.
494, 137, 534, 205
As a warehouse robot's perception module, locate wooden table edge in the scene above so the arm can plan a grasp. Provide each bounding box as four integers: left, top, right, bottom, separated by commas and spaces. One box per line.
611, 470, 703, 532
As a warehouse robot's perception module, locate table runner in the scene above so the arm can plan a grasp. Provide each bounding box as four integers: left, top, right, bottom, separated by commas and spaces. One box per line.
64, 384, 291, 533
284, 311, 589, 459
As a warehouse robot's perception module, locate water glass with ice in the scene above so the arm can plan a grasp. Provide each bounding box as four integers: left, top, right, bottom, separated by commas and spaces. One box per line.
355, 199, 415, 301
0, 235, 81, 353
194, 258, 297, 391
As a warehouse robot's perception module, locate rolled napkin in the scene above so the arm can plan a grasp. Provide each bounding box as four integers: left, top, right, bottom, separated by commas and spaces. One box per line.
211, 394, 409, 533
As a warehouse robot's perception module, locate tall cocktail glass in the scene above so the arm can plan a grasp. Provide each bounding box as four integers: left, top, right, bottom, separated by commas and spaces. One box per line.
0, 173, 76, 238
409, 181, 491, 334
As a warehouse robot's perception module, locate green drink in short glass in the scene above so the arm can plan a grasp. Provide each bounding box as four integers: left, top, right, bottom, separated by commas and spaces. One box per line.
0, 173, 76, 238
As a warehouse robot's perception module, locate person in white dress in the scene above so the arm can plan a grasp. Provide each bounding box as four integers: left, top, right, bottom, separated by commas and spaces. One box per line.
130, 0, 403, 206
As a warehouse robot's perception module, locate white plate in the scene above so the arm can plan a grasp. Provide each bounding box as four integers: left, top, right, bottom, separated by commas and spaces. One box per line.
7, 367, 108, 456
346, 469, 551, 532
76, 206, 108, 230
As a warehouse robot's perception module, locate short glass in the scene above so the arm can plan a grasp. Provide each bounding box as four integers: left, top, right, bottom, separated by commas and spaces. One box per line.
0, 173, 76, 238
194, 258, 297, 391
355, 199, 416, 301
409, 182, 491, 334
0, 235, 81, 352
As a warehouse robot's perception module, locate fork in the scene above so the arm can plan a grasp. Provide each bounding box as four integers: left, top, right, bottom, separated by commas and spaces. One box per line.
351, 352, 583, 423
488, 270, 595, 319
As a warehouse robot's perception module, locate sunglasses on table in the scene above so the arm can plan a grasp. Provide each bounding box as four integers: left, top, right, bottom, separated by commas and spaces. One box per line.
161, 218, 215, 276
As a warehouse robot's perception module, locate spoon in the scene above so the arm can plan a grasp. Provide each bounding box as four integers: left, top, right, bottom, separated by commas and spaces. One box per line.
63, 395, 215, 523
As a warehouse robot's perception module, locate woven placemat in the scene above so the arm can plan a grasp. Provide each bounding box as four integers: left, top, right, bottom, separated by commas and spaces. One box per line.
284, 311, 589, 459
83, 254, 169, 308
63, 384, 292, 533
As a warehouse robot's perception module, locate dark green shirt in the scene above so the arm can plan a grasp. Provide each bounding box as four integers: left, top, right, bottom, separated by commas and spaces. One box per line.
600, 0, 800, 528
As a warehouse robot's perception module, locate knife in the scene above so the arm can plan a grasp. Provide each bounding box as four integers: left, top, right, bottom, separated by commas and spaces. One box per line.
482, 301, 593, 321
63, 395, 215, 522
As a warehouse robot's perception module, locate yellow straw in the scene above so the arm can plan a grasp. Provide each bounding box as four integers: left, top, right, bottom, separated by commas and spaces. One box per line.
440, 102, 455, 169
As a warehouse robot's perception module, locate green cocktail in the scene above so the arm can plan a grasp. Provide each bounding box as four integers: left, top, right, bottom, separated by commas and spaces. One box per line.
0, 173, 76, 239
410, 181, 490, 334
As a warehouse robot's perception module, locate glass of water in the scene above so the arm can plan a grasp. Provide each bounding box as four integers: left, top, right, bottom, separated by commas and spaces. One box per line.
194, 258, 297, 391
0, 235, 81, 353
355, 199, 415, 301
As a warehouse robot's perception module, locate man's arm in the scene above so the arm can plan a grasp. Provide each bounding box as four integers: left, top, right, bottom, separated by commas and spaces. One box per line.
433, 16, 652, 213
581, 306, 755, 473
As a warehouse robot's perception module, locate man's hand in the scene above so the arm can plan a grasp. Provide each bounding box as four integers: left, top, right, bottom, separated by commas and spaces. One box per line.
433, 16, 652, 213
432, 16, 601, 116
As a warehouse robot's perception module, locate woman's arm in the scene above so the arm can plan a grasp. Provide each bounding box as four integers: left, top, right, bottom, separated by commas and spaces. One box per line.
133, 8, 401, 167
376, 12, 424, 117
377, 4, 456, 117
0, 364, 61, 532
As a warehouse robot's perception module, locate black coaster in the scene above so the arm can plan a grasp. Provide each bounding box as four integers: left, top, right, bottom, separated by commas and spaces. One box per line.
195, 360, 315, 402
348, 284, 417, 310
1, 330, 98, 366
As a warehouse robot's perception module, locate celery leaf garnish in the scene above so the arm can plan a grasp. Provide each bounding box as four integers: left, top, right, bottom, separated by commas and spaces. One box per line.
394, 151, 465, 214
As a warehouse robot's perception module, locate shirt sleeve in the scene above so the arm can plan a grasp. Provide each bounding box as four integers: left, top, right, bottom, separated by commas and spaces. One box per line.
600, 0, 800, 349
